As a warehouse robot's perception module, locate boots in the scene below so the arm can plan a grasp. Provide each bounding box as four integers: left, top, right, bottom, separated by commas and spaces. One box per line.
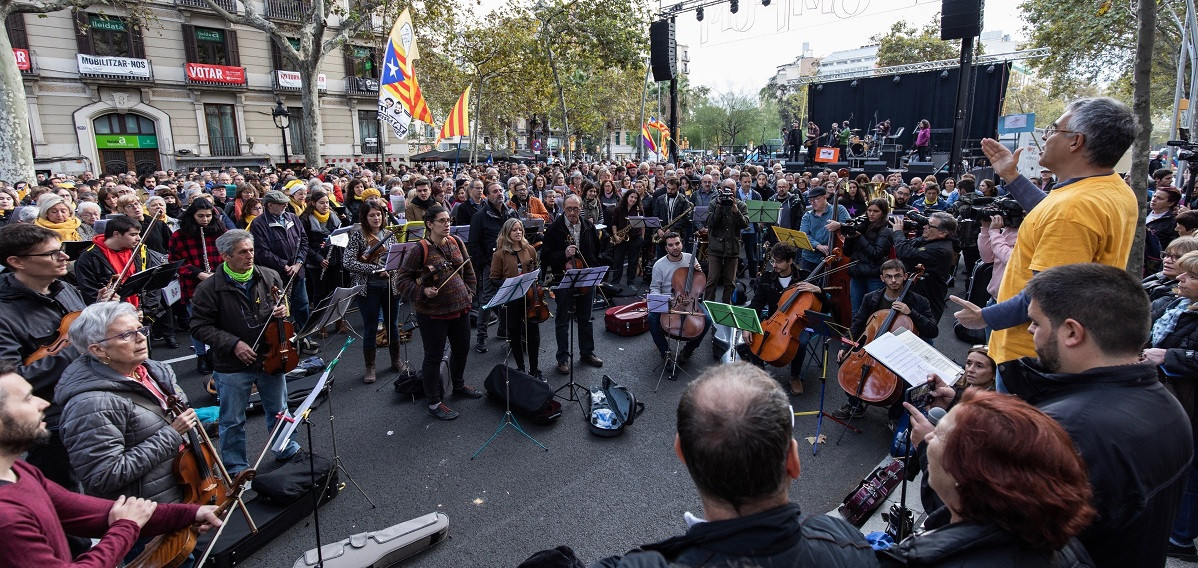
389, 341, 402, 371
196, 352, 212, 376
363, 346, 377, 383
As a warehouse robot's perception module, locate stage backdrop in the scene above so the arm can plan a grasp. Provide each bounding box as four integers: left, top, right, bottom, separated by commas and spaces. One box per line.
806, 62, 1011, 153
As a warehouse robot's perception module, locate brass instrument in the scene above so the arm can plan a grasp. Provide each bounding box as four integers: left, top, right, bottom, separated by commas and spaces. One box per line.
652, 201, 695, 244
611, 224, 632, 245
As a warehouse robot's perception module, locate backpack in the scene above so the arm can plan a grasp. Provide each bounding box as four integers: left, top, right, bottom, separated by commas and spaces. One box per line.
394, 357, 449, 399
586, 375, 644, 437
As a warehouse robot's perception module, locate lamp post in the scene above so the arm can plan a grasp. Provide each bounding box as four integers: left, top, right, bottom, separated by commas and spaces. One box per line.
272, 99, 291, 168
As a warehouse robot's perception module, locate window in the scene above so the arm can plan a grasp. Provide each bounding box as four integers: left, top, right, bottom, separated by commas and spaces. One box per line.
345, 46, 377, 79
287, 106, 306, 154
205, 104, 239, 156
625, 131, 634, 145
359, 111, 379, 153
271, 37, 301, 72
7, 13, 28, 50
183, 25, 240, 66
75, 13, 144, 58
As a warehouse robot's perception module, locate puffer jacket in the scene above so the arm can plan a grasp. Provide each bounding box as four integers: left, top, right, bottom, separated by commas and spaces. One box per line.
54, 357, 185, 504
878, 508, 1094, 568
1150, 297, 1198, 441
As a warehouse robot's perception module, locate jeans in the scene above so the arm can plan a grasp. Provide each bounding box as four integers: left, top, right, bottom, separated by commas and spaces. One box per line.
188, 303, 206, 356
554, 288, 596, 363
416, 312, 470, 403
289, 278, 310, 331
1172, 462, 1198, 544
358, 282, 400, 353
649, 312, 708, 356
214, 370, 300, 474
850, 276, 885, 316
704, 254, 739, 304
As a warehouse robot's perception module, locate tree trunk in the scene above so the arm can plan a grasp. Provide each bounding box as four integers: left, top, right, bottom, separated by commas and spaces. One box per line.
544, 38, 569, 163
299, 65, 324, 168
1127, 0, 1157, 276
0, 22, 36, 183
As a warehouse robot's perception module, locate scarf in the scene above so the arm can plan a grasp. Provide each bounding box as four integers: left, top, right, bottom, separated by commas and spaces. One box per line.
244, 214, 257, 228
222, 262, 254, 283
411, 194, 435, 210
37, 216, 81, 241
232, 197, 245, 220
312, 209, 331, 224
290, 200, 304, 216
1153, 298, 1192, 346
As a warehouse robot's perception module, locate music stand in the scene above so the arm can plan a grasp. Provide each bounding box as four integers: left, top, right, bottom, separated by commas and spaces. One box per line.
521, 218, 545, 234
399, 221, 425, 243
770, 227, 815, 251
798, 310, 859, 454
554, 266, 608, 411
703, 301, 760, 364
745, 200, 781, 224
385, 242, 419, 272
474, 269, 548, 459
298, 285, 365, 342
626, 216, 649, 230
116, 260, 184, 299
63, 240, 91, 261
449, 225, 471, 242
327, 225, 353, 249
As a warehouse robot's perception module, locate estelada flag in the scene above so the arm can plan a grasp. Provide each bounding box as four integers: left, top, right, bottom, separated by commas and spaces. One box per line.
437, 85, 471, 143
378, 8, 433, 138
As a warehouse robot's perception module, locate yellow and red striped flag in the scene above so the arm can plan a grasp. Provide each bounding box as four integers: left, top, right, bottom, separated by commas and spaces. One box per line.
437, 85, 471, 143
378, 8, 433, 136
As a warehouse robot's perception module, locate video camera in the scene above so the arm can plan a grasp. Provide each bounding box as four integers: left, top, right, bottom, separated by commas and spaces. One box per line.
1168, 139, 1198, 165
841, 214, 871, 235
953, 193, 1025, 228
902, 210, 930, 232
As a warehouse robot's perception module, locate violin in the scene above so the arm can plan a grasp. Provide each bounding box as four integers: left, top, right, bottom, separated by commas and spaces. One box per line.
24, 311, 81, 365
748, 250, 840, 366
564, 231, 590, 295
661, 240, 706, 341
524, 253, 550, 324
260, 285, 299, 375
836, 265, 925, 407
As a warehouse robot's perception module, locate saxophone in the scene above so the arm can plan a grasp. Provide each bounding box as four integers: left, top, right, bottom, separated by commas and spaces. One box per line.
652, 201, 695, 244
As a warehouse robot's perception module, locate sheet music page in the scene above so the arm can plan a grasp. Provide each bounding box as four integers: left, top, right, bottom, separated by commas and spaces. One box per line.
892, 328, 963, 382
862, 330, 962, 386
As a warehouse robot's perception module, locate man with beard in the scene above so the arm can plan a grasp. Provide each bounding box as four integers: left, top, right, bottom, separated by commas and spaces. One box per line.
891, 185, 913, 215
508, 177, 549, 222
468, 182, 517, 352
1000, 263, 1191, 568
541, 195, 603, 374
0, 362, 221, 567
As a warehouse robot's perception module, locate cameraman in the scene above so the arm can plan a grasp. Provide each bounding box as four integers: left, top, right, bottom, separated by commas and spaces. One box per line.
891, 211, 956, 324
842, 199, 895, 314
978, 210, 1019, 303
703, 179, 748, 304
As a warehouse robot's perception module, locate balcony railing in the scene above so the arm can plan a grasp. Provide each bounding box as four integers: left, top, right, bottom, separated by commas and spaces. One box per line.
264, 0, 310, 21
273, 70, 326, 93
345, 76, 379, 96
209, 137, 241, 157
174, 0, 238, 13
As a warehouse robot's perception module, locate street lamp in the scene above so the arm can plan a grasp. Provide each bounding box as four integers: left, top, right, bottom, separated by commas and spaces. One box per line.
272, 99, 291, 167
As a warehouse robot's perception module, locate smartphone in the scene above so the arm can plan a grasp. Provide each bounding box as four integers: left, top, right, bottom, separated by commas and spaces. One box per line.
905, 381, 934, 411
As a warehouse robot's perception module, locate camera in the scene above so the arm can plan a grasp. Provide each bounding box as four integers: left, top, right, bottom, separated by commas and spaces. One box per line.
841, 214, 871, 235
902, 210, 929, 232
952, 193, 996, 223
978, 197, 1026, 227
719, 189, 735, 206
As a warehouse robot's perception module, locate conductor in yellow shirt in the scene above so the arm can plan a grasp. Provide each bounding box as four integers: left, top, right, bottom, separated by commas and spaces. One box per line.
951, 97, 1139, 370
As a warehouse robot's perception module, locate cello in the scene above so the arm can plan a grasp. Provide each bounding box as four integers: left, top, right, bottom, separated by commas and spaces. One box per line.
661, 240, 707, 340
748, 249, 842, 366
836, 265, 925, 406
126, 468, 257, 568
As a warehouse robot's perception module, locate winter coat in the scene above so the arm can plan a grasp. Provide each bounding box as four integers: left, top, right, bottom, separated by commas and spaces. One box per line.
248, 210, 308, 281
894, 236, 954, 321
1151, 297, 1198, 441
190, 264, 284, 373
878, 508, 1094, 568
845, 226, 896, 279
0, 274, 86, 427
705, 198, 749, 258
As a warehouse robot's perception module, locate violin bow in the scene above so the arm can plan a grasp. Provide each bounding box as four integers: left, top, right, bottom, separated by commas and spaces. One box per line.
433, 257, 472, 294
101, 215, 160, 302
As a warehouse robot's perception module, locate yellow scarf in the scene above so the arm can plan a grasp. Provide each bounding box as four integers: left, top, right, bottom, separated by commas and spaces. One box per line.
312, 209, 331, 224
36, 216, 81, 241
244, 214, 257, 228
290, 200, 304, 216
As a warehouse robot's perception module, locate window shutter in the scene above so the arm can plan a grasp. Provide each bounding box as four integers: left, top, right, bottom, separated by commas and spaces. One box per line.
226, 29, 240, 67
74, 11, 92, 56
129, 19, 145, 58
6, 14, 28, 50
271, 38, 282, 71
344, 47, 356, 79
182, 24, 198, 63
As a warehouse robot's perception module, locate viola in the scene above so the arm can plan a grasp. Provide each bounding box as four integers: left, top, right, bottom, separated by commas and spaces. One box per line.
526, 281, 550, 323
564, 231, 590, 295
748, 250, 840, 366
836, 265, 925, 407
661, 240, 707, 341
260, 285, 299, 375
167, 397, 230, 507
24, 311, 81, 365
824, 180, 853, 326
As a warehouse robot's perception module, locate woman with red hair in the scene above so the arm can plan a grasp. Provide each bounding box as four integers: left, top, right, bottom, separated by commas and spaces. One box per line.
879, 390, 1096, 567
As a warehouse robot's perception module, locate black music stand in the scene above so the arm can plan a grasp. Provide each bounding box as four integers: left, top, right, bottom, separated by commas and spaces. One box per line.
800, 310, 858, 454
116, 260, 184, 299
693, 206, 709, 226
63, 240, 91, 261
554, 266, 608, 411
473, 269, 548, 459
298, 285, 365, 342
449, 225, 471, 242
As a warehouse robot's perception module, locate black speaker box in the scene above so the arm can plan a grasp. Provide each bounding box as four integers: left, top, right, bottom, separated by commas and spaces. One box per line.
941, 0, 983, 40
649, 20, 676, 82
784, 160, 806, 173
907, 161, 937, 177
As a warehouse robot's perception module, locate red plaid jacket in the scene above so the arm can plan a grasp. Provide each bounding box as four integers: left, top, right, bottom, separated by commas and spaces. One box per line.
168, 228, 223, 303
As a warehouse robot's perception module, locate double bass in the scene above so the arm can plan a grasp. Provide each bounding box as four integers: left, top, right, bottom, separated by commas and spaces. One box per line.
836, 265, 925, 406
661, 240, 706, 340
823, 174, 853, 326
748, 249, 841, 366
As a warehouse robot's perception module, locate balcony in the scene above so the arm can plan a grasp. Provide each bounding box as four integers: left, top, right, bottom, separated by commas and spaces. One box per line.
209, 137, 241, 157
77, 54, 153, 84
345, 76, 379, 97
273, 70, 326, 93
174, 0, 238, 13
185, 63, 247, 90
264, 0, 310, 21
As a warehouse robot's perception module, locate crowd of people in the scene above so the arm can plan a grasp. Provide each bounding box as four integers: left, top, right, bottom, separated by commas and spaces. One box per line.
0, 95, 1196, 567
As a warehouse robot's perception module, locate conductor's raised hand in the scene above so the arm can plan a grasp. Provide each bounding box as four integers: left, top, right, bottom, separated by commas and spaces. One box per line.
949, 295, 986, 330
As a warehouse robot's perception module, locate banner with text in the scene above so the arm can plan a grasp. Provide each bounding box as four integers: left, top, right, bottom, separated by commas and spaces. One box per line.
13, 49, 29, 71
185, 63, 245, 85
77, 54, 150, 78
276, 70, 327, 90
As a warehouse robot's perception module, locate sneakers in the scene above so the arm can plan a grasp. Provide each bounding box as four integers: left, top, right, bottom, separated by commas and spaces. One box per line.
452, 385, 484, 399
679, 348, 695, 364
1168, 542, 1198, 562
196, 353, 212, 376
474, 339, 488, 354
832, 403, 866, 420
428, 403, 459, 420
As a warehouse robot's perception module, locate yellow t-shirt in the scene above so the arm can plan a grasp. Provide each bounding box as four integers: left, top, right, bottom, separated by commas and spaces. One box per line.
988, 173, 1138, 363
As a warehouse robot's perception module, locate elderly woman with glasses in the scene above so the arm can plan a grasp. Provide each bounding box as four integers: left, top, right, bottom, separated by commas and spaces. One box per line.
54, 301, 205, 563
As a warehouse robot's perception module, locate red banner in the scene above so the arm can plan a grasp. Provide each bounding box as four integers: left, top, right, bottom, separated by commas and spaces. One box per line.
13, 49, 30, 71
185, 63, 245, 85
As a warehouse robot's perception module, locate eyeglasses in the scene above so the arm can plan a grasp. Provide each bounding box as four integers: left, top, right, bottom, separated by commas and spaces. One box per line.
1043, 125, 1081, 138
20, 248, 69, 259
430, 217, 452, 225
97, 325, 150, 344
564, 206, 581, 211
926, 223, 941, 230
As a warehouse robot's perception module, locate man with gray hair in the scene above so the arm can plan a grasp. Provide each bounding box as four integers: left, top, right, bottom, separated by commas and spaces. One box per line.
593, 363, 876, 567
190, 230, 301, 474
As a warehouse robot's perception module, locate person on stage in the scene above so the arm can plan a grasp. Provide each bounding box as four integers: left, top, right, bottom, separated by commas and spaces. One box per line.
648, 233, 708, 364
805, 121, 820, 151
343, 201, 401, 384
0, 363, 221, 568
542, 194, 604, 375
914, 119, 931, 162
189, 230, 301, 474
490, 218, 542, 378
396, 205, 483, 421
786, 121, 803, 162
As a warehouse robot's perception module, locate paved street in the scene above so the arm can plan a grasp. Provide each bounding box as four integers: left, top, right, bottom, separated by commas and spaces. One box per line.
164, 277, 976, 567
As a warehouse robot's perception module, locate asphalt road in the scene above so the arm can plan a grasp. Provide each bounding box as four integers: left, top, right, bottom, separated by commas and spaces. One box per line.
162, 276, 977, 567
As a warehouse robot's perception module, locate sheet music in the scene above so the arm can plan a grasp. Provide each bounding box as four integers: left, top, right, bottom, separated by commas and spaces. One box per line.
863, 329, 963, 387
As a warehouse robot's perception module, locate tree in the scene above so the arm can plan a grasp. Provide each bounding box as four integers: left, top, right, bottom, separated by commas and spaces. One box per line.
1127, 0, 1156, 276
871, 17, 966, 67
682, 89, 776, 153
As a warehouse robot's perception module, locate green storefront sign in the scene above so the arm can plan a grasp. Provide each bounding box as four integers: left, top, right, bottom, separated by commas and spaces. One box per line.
95, 135, 157, 149
196, 29, 223, 42
89, 16, 126, 32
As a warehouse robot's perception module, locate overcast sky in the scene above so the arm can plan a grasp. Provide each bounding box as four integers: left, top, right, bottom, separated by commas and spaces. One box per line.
671, 0, 1027, 92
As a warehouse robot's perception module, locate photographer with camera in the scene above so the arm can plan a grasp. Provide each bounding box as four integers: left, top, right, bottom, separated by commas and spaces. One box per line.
978, 208, 1020, 304
892, 211, 956, 324
842, 199, 896, 314
703, 179, 749, 304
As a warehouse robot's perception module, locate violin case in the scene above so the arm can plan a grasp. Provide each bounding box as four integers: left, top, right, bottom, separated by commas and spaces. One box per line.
291, 512, 450, 568
604, 300, 648, 336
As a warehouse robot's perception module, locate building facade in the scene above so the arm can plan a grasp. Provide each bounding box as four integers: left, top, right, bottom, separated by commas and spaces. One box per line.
8, 1, 418, 177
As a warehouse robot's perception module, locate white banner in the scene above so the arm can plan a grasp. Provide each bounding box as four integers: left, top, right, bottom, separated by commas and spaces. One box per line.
76, 54, 151, 78
276, 70, 327, 90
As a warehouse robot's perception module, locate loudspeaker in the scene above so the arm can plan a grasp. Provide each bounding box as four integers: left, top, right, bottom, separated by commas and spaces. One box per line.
908, 161, 936, 177
941, 0, 983, 40
784, 160, 806, 173
649, 20, 676, 82
863, 160, 889, 173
